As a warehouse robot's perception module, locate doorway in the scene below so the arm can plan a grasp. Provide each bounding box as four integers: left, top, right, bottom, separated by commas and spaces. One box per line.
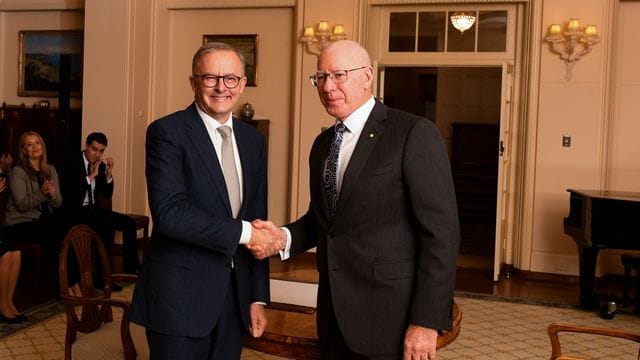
382, 66, 502, 269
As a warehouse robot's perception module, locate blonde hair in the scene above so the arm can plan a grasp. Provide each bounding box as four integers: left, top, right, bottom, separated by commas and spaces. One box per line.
18, 131, 51, 181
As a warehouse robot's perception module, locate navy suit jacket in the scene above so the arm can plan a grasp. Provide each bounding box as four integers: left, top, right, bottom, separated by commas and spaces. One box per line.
286, 101, 460, 356
131, 103, 269, 337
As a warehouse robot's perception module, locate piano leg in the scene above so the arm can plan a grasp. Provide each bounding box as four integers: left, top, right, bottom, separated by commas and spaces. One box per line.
578, 246, 600, 309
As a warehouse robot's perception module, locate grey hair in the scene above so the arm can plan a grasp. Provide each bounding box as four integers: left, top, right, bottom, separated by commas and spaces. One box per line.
191, 42, 246, 74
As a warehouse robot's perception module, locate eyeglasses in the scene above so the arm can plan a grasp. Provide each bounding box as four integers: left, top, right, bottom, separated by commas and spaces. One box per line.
193, 74, 244, 89
309, 66, 367, 87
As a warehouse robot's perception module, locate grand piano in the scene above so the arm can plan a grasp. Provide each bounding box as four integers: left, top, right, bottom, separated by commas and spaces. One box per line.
563, 189, 640, 308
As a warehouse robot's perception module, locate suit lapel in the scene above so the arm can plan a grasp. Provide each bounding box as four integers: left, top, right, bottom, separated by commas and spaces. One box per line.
232, 118, 253, 217
336, 102, 387, 218
184, 104, 233, 216
313, 128, 334, 222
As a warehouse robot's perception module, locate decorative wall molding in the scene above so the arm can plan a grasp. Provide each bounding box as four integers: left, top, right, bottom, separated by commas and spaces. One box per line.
0, 0, 84, 11
165, 0, 295, 10
371, 0, 527, 5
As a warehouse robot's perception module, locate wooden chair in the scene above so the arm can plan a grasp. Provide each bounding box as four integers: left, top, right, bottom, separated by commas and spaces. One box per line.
547, 322, 640, 360
58, 224, 148, 360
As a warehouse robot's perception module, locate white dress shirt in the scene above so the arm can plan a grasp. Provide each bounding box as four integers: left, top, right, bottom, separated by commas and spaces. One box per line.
196, 106, 251, 245
83, 153, 113, 207
280, 96, 376, 259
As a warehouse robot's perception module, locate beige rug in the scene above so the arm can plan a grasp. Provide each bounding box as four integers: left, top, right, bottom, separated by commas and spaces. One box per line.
1, 288, 638, 359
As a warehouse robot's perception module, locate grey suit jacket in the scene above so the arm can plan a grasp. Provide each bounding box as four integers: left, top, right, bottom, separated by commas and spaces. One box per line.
286, 101, 460, 356
131, 103, 269, 338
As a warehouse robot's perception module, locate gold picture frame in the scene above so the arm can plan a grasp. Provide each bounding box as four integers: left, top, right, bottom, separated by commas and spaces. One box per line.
18, 30, 84, 97
203, 34, 258, 86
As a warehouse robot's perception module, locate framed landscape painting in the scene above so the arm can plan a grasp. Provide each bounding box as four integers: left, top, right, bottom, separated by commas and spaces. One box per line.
18, 30, 84, 97
203, 34, 257, 86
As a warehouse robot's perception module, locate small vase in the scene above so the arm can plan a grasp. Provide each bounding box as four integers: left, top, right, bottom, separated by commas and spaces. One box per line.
240, 103, 255, 120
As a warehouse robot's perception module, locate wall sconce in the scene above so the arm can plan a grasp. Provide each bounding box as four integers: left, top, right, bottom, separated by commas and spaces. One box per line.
544, 19, 600, 80
450, 12, 476, 34
299, 21, 347, 56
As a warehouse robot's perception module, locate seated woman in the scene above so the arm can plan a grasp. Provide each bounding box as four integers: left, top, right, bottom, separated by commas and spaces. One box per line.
0, 173, 25, 323
2, 131, 81, 297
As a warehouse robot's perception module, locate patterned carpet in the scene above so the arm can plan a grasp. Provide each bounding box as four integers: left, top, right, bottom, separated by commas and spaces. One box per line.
1, 289, 639, 359
0, 300, 63, 339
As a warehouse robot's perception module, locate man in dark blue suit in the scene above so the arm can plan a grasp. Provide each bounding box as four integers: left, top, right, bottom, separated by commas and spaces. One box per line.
131, 42, 281, 359
254, 40, 460, 359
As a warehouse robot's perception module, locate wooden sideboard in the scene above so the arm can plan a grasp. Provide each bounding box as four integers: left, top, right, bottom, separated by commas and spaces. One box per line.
0, 103, 81, 167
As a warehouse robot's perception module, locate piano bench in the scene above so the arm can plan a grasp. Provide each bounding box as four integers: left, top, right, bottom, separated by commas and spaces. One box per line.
621, 254, 640, 313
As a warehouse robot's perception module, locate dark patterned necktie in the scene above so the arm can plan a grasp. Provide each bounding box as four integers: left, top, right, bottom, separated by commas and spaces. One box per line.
324, 122, 347, 220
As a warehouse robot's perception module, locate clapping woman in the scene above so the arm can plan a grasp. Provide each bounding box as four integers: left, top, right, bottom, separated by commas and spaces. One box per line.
2, 132, 81, 300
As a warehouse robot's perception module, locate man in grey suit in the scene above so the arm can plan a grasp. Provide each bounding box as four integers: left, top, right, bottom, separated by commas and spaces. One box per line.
253, 40, 460, 359
131, 42, 282, 359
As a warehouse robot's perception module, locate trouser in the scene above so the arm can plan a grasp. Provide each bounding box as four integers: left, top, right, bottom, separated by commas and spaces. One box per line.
145, 274, 245, 360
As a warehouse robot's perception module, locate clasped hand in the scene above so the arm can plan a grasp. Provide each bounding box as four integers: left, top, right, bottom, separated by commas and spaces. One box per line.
246, 220, 285, 260
40, 180, 56, 199
88, 157, 114, 179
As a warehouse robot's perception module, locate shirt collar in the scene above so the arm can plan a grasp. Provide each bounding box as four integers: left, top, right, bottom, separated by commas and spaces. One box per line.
82, 152, 90, 167
340, 96, 375, 135
195, 104, 234, 130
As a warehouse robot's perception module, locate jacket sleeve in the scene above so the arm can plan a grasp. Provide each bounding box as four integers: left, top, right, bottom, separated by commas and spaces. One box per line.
404, 118, 460, 331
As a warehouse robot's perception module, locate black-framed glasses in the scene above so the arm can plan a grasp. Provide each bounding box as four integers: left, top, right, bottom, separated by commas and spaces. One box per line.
193, 74, 244, 89
309, 66, 367, 87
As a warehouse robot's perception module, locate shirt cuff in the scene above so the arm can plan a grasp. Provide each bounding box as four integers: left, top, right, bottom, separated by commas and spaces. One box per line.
239, 220, 251, 244
279, 227, 292, 260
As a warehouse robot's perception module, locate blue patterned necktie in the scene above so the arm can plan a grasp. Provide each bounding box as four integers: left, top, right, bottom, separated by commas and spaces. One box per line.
324, 122, 347, 220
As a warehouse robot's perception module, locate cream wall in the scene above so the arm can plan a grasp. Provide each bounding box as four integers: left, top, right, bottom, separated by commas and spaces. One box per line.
292, 0, 363, 218
0, 8, 83, 109
152, 4, 295, 225
528, 0, 640, 275
607, 0, 640, 191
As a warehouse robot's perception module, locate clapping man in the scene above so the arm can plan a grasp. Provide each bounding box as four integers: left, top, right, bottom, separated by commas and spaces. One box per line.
60, 132, 139, 280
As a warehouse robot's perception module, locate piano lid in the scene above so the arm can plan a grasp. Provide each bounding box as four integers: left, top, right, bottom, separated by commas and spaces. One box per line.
567, 189, 640, 202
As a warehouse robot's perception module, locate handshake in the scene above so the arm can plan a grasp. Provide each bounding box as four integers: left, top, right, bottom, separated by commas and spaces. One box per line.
246, 220, 286, 260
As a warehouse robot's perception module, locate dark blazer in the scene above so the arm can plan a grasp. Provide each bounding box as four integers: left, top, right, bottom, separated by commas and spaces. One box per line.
60, 152, 113, 213
131, 103, 269, 337
286, 101, 460, 356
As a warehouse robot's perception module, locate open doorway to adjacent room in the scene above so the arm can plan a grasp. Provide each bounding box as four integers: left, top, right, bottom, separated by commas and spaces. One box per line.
382, 66, 502, 271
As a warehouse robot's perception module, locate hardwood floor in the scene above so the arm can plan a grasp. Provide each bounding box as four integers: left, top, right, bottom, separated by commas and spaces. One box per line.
14, 250, 636, 315
271, 252, 636, 312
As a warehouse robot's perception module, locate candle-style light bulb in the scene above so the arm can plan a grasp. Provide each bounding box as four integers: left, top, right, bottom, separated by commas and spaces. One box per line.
318, 21, 329, 33
567, 18, 581, 32
303, 26, 315, 38
549, 24, 561, 35
584, 25, 597, 36
333, 24, 344, 36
